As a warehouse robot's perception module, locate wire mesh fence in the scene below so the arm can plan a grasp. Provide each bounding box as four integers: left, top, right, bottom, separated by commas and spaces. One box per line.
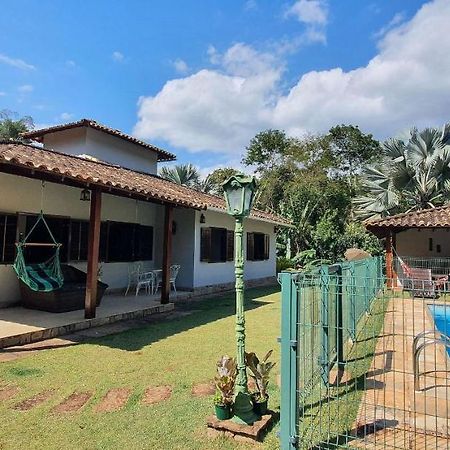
279, 256, 450, 449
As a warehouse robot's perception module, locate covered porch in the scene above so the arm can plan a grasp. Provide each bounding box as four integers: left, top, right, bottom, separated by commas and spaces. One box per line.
0, 142, 203, 322
366, 205, 450, 291
0, 292, 193, 349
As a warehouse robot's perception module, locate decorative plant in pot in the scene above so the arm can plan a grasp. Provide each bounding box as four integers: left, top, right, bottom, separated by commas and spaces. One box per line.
214, 355, 237, 420
245, 350, 276, 415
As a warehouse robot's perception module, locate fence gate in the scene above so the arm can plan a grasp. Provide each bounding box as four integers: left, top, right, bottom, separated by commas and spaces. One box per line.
279, 256, 450, 449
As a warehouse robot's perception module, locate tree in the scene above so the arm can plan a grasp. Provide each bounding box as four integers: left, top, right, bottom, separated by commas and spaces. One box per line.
0, 110, 34, 141
355, 124, 450, 219
327, 124, 381, 178
203, 167, 240, 196
243, 129, 302, 174
159, 163, 201, 188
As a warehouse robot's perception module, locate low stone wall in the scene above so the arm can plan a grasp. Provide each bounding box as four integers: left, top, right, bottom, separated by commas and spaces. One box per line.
190, 276, 277, 298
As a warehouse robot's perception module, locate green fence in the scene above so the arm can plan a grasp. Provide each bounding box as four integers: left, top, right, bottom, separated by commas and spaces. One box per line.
279, 256, 384, 449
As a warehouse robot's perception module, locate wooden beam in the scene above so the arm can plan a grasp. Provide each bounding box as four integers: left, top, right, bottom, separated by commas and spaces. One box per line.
161, 204, 173, 304
386, 230, 396, 289
85, 188, 102, 319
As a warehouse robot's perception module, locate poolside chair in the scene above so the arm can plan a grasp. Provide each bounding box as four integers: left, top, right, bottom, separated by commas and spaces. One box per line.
408, 268, 436, 298
154, 264, 180, 294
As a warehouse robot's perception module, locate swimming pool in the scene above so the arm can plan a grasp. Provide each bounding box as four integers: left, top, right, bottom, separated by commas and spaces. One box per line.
429, 304, 450, 356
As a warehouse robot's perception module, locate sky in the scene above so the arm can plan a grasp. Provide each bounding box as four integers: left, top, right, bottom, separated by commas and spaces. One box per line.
1, 0, 449, 175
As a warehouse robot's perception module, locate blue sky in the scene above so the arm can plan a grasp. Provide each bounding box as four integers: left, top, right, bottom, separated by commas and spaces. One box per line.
1, 0, 447, 174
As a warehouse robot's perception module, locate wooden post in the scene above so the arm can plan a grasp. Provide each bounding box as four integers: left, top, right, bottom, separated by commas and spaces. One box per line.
85, 188, 102, 319
161, 204, 173, 304
386, 230, 396, 289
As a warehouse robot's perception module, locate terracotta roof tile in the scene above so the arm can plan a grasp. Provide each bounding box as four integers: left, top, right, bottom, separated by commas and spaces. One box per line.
365, 205, 450, 229
21, 118, 176, 162
0, 142, 290, 225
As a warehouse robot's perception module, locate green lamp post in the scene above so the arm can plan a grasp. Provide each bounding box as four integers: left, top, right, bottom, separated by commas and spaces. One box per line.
222, 174, 259, 425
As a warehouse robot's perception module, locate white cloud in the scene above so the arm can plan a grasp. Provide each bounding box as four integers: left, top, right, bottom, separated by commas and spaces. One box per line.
0, 92, 6, 96
18, 84, 33, 93
66, 60, 76, 68
0, 54, 35, 70
373, 12, 406, 39
134, 43, 282, 153
244, 0, 258, 12
285, 0, 328, 25
172, 58, 189, 74
60, 112, 73, 121
285, 0, 328, 45
112, 51, 125, 62
134, 0, 450, 157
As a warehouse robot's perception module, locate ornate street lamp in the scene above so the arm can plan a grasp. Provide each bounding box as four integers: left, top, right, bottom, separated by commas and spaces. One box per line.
222, 174, 259, 425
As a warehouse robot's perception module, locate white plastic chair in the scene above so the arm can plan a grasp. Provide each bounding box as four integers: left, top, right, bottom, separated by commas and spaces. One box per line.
154, 265, 180, 294
125, 262, 142, 296
135, 271, 155, 296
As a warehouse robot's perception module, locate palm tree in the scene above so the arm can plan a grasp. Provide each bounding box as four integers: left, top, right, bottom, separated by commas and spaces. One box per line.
159, 163, 201, 188
355, 124, 450, 219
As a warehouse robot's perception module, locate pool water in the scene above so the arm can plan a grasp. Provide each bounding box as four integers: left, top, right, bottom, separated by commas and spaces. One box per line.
429, 304, 450, 356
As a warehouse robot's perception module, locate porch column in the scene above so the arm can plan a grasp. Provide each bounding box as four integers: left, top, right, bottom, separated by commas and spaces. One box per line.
85, 187, 102, 319
161, 204, 173, 304
386, 230, 396, 288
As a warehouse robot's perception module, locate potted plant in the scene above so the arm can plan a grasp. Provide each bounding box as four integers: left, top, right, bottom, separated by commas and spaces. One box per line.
214, 355, 237, 420
245, 350, 276, 415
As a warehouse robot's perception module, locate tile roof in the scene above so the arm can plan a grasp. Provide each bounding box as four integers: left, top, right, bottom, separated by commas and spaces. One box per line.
365, 205, 450, 229
21, 118, 176, 162
0, 142, 290, 225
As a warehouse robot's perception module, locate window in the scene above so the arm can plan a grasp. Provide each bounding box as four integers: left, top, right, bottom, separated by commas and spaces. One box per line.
200, 227, 234, 263
0, 214, 17, 264
107, 221, 135, 262
24, 215, 70, 263
134, 225, 153, 261
70, 220, 89, 261
69, 220, 153, 263
247, 232, 269, 261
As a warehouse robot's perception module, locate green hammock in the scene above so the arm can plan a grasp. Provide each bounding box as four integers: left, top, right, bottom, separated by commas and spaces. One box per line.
13, 212, 64, 292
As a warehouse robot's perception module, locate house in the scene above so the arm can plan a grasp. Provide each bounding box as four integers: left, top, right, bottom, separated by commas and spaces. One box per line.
366, 205, 450, 288
0, 119, 288, 317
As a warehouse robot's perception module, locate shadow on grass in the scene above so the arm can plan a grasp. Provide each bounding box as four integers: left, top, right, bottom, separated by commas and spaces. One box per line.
77, 285, 279, 352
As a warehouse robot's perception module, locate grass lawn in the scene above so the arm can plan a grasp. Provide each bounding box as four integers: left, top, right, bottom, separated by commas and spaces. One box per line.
0, 286, 281, 450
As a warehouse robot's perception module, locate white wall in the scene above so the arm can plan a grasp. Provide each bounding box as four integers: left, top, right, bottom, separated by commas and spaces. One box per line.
43, 127, 159, 174
192, 210, 276, 288
0, 172, 166, 307
396, 228, 450, 257
171, 208, 196, 289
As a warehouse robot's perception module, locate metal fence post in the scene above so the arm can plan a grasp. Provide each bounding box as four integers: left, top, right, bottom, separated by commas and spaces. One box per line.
280, 271, 299, 450
320, 265, 330, 385
335, 265, 344, 366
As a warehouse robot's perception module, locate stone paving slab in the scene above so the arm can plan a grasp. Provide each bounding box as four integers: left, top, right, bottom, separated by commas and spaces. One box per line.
207, 411, 275, 443
354, 297, 450, 447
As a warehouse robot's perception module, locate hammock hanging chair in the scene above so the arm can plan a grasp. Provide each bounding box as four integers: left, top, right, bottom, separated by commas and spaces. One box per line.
13, 212, 64, 292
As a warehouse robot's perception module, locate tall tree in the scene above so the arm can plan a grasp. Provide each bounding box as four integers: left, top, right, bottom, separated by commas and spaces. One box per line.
327, 124, 381, 178
203, 167, 240, 196
355, 124, 450, 219
159, 163, 201, 188
0, 110, 34, 141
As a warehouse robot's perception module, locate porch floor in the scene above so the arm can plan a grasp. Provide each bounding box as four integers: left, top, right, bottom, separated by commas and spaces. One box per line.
0, 291, 189, 349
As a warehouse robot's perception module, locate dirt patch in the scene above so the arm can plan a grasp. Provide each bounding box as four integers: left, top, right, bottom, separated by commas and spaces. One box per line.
143, 385, 172, 405
95, 388, 131, 412
53, 391, 93, 413
0, 386, 19, 401
13, 390, 54, 411
191, 382, 215, 397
